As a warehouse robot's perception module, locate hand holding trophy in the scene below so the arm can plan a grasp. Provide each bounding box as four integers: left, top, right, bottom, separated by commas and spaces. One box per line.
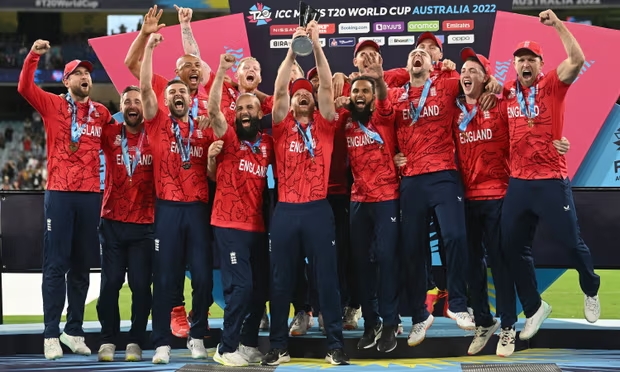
291, 1, 321, 56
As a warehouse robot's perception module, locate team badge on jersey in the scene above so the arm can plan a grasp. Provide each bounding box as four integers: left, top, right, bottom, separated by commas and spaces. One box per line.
114, 134, 121, 146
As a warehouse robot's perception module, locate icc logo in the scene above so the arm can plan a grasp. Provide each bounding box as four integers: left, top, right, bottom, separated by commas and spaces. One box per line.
247, 3, 272, 26
612, 127, 620, 178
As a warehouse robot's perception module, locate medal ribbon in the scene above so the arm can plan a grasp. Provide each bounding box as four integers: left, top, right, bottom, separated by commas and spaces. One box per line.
242, 136, 262, 154
66, 94, 95, 145
357, 121, 383, 145
405, 79, 432, 124
191, 97, 198, 119
516, 80, 537, 120
455, 99, 478, 132
121, 125, 146, 179
295, 121, 315, 159
170, 115, 195, 164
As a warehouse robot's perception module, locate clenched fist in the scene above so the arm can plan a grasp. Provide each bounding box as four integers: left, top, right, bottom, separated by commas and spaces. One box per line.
539, 9, 559, 27
31, 40, 50, 55
219, 54, 236, 71
148, 33, 163, 49
209, 140, 224, 159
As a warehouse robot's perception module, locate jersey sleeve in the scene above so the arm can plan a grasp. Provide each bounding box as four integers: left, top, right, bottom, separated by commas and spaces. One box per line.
145, 107, 167, 135
220, 124, 236, 143
17, 52, 63, 118
153, 74, 168, 97
262, 95, 274, 114
388, 87, 405, 105
375, 97, 394, 118
100, 124, 116, 153
272, 113, 289, 140
384, 68, 409, 88
444, 78, 462, 100
548, 68, 571, 100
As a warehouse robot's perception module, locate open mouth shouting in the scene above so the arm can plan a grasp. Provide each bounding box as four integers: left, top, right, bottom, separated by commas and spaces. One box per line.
355, 98, 366, 108
462, 78, 473, 90
521, 69, 533, 80
412, 58, 423, 68
80, 82, 89, 89
126, 109, 139, 120
174, 97, 185, 110
298, 97, 310, 106
240, 115, 252, 125
189, 73, 199, 85
245, 73, 256, 84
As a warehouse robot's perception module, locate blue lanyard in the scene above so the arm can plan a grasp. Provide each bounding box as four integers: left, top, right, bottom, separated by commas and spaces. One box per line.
295, 121, 315, 159
170, 115, 195, 164
120, 125, 145, 180
242, 136, 262, 154
65, 94, 95, 143
455, 99, 478, 132
357, 121, 383, 145
516, 80, 537, 119
191, 97, 198, 119
404, 79, 432, 124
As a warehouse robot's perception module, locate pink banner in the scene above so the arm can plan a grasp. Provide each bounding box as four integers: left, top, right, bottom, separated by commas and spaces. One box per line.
488, 11, 620, 178
89, 13, 251, 94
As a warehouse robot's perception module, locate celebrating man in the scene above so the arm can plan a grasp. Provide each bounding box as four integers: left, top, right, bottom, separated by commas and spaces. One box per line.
140, 33, 213, 364
500, 9, 601, 341
18, 40, 113, 360
97, 86, 154, 362
263, 21, 349, 366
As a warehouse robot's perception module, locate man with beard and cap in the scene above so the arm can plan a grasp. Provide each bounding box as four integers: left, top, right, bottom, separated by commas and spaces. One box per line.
97, 86, 154, 362
18, 39, 114, 360
500, 9, 600, 342
263, 21, 349, 367
333, 53, 400, 353
204, 53, 274, 367
140, 33, 213, 364
389, 48, 475, 347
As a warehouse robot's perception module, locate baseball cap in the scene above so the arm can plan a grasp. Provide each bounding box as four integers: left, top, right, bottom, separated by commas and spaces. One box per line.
306, 67, 318, 80
460, 47, 491, 75
289, 78, 314, 96
416, 32, 443, 50
354, 40, 381, 57
63, 59, 93, 79
513, 40, 544, 60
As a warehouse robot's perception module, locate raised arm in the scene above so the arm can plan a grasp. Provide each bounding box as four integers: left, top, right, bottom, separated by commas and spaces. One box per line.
140, 33, 163, 121
308, 21, 336, 121
17, 40, 59, 116
176, 5, 212, 83
208, 54, 235, 138
541, 9, 585, 84
273, 33, 302, 124
124, 6, 165, 79
207, 140, 223, 181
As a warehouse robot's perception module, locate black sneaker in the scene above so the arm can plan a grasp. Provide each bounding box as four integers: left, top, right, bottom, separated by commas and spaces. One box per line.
357, 322, 383, 349
325, 348, 350, 365
377, 324, 397, 353
261, 348, 291, 366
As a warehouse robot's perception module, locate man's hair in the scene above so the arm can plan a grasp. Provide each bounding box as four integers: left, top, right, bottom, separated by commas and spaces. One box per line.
122, 85, 140, 95
350, 76, 376, 93
166, 79, 190, 90
293, 60, 304, 75
238, 56, 260, 71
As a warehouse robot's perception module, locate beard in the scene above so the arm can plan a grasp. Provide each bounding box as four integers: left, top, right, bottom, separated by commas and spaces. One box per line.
235, 116, 261, 141
69, 85, 89, 99
346, 101, 372, 124
167, 102, 189, 119
123, 112, 144, 127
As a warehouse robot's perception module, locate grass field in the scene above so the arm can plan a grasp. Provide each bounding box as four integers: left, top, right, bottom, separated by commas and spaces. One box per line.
3, 270, 619, 324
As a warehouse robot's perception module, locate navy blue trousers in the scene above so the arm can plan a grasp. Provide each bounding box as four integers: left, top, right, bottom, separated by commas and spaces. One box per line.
42, 190, 101, 338
151, 199, 212, 347
400, 170, 469, 323
269, 199, 344, 350
97, 218, 153, 346
500, 178, 600, 318
214, 227, 268, 353
329, 194, 358, 309
350, 199, 400, 327
465, 199, 516, 328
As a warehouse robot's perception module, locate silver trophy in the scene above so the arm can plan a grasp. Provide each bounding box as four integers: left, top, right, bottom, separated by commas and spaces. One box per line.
291, 2, 321, 57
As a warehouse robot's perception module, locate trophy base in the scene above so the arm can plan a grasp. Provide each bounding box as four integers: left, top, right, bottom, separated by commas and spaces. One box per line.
292, 36, 314, 57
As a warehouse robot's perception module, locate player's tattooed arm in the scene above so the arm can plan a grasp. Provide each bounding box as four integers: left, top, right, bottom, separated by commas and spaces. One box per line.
176, 5, 213, 84
140, 33, 162, 121
208, 54, 235, 139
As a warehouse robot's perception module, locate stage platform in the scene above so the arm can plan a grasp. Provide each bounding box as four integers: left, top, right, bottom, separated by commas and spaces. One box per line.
0, 317, 619, 370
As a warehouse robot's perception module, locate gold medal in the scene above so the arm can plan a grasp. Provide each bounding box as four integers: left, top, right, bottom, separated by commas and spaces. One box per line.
69, 142, 79, 152
527, 118, 534, 128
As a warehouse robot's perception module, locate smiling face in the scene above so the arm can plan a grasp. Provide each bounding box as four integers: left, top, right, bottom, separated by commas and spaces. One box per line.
406, 48, 433, 77
236, 58, 262, 91
348, 78, 375, 123
63, 66, 92, 99
120, 89, 143, 127
460, 60, 488, 98
234, 94, 263, 141
164, 82, 191, 119
291, 88, 315, 117
514, 51, 544, 88
175, 55, 202, 92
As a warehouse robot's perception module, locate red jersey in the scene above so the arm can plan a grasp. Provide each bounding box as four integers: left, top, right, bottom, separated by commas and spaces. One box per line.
504, 69, 570, 180
17, 52, 113, 193
433, 61, 460, 80
273, 111, 337, 203
100, 123, 155, 224
212, 126, 274, 232
328, 126, 350, 195
145, 108, 213, 203
390, 78, 460, 177
454, 100, 509, 200
342, 98, 399, 203
262, 95, 274, 115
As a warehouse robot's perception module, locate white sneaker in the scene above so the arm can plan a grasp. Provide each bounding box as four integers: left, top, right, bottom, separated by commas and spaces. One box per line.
44, 338, 63, 360
468, 320, 500, 355
213, 344, 249, 367
290, 311, 310, 336
343, 307, 362, 330
447, 309, 476, 331
187, 337, 208, 359
520, 301, 552, 340
238, 344, 264, 363
125, 343, 142, 362
60, 332, 91, 356
97, 343, 115, 362
496, 326, 516, 357
407, 314, 434, 347
152, 345, 171, 364
584, 295, 600, 323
